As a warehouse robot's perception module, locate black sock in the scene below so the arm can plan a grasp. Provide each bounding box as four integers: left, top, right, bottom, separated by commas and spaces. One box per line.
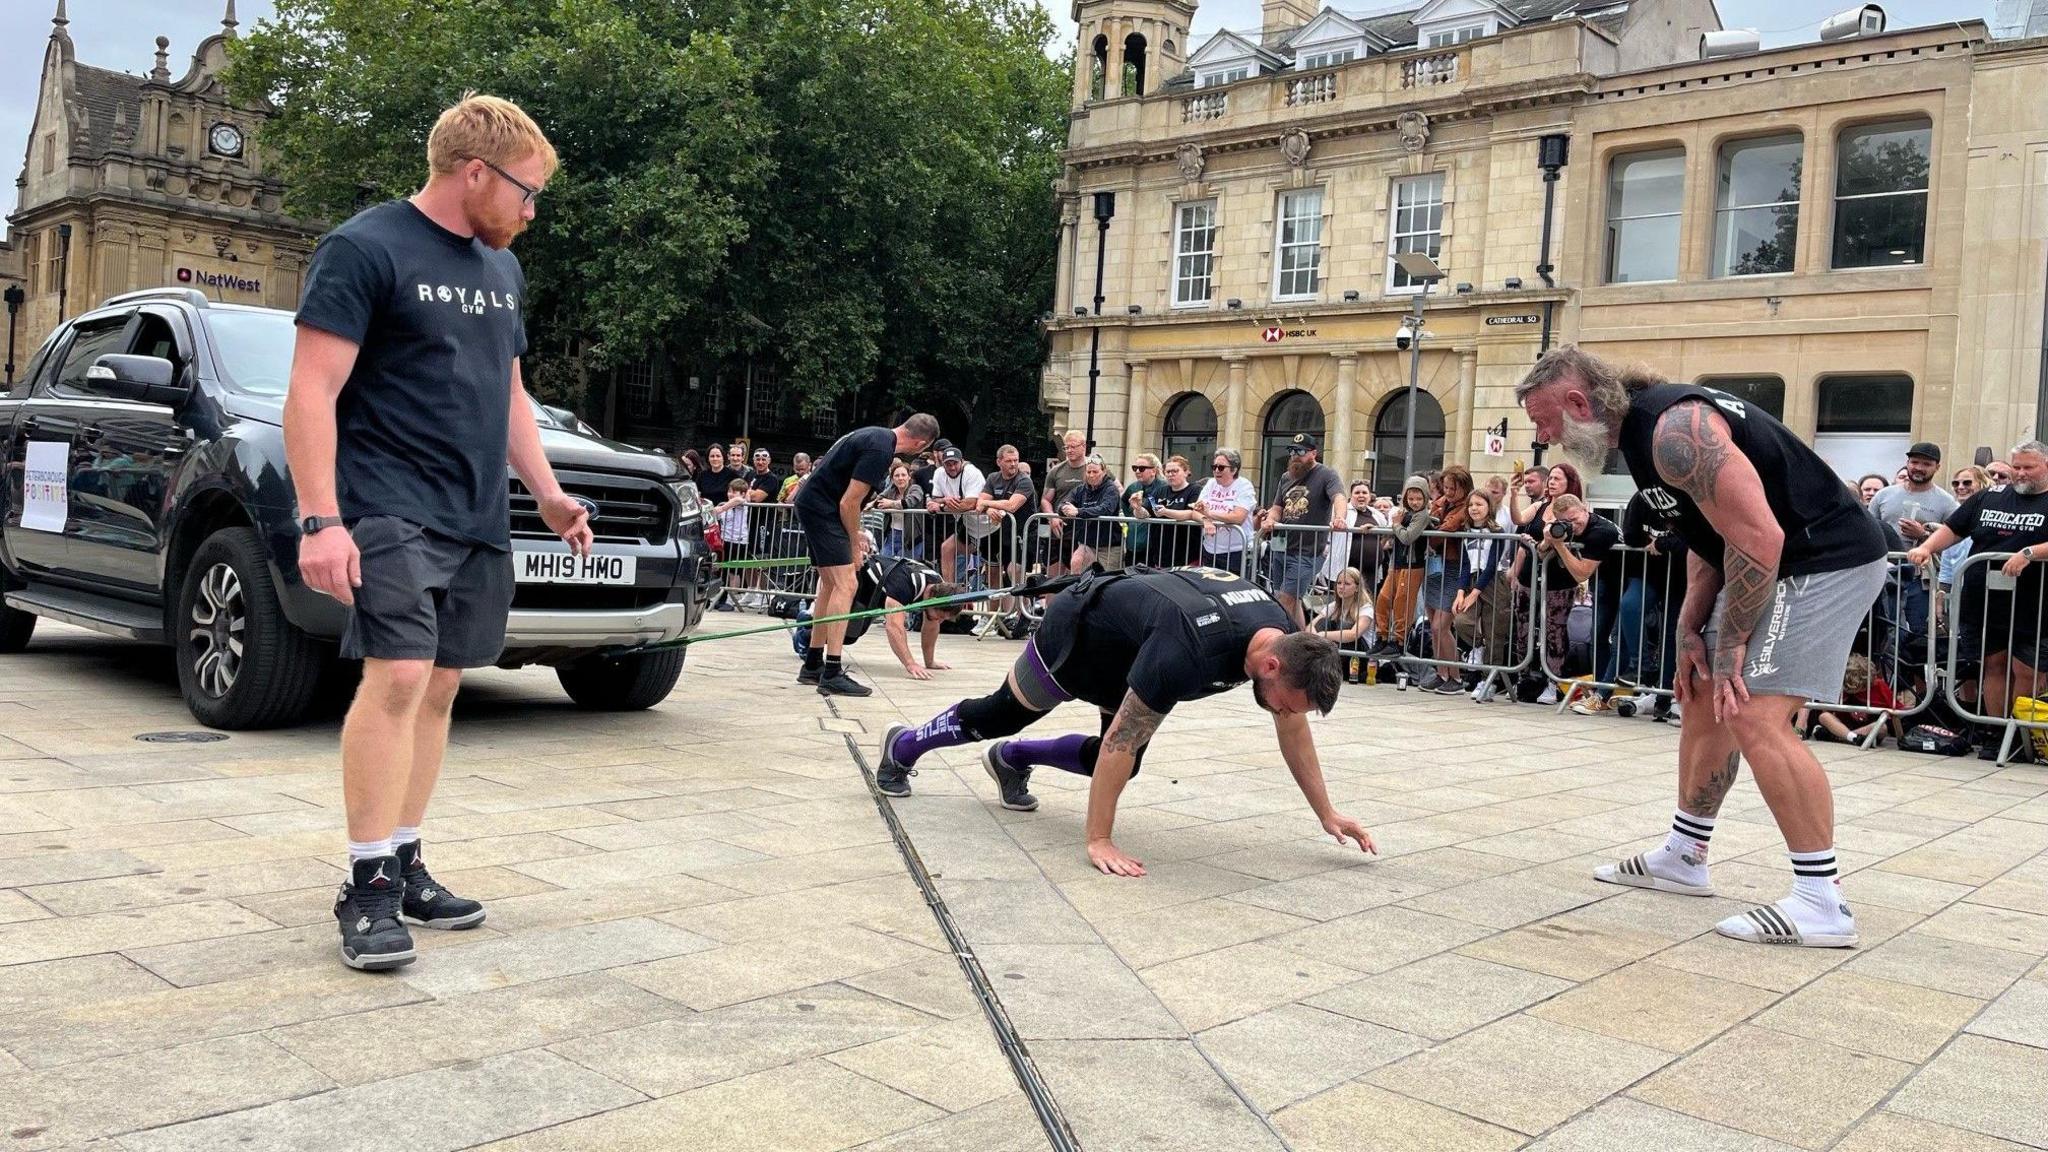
804, 646, 824, 671
825, 655, 843, 676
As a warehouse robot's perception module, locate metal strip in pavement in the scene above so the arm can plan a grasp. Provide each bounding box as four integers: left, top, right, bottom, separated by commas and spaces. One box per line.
837, 728, 1082, 1152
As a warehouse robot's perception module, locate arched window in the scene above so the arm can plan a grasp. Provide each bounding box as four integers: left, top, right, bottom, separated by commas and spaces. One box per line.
1089, 36, 1108, 102
1162, 392, 1216, 472
1260, 390, 1326, 500
1372, 389, 1445, 495
1123, 33, 1148, 96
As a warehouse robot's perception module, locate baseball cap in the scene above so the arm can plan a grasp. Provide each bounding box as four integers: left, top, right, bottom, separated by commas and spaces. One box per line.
941, 446, 965, 463
1287, 433, 1320, 453
1906, 441, 1941, 463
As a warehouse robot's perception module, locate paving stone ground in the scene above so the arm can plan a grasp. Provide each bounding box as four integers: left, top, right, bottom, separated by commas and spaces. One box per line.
1, 620, 2045, 1150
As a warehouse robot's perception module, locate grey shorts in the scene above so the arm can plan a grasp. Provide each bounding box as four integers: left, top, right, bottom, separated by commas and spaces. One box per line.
1268, 550, 1319, 596
1705, 558, 1887, 704
341, 516, 514, 668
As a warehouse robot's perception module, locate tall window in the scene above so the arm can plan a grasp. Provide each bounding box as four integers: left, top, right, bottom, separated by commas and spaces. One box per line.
1273, 188, 1324, 300
1388, 173, 1446, 292
618, 359, 656, 418
1372, 390, 1445, 495
1089, 36, 1108, 101
1260, 391, 1326, 501
1162, 392, 1217, 468
1604, 148, 1685, 284
1173, 201, 1217, 307
1713, 134, 1801, 277
1695, 376, 1787, 421
1833, 118, 1931, 269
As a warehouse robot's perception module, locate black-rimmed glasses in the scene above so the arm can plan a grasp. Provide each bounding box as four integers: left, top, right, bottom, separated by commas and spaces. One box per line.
471, 157, 539, 205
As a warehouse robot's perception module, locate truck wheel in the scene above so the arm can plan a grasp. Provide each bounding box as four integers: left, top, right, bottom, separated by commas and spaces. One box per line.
556, 648, 686, 711
174, 526, 326, 729
0, 607, 35, 653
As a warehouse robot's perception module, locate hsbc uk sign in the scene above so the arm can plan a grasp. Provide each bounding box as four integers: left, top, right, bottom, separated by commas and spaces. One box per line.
1259, 326, 1318, 343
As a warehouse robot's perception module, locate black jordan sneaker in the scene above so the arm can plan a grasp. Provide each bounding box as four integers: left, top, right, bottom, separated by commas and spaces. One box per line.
817, 669, 874, 697
335, 855, 415, 971
394, 840, 486, 930
876, 722, 916, 797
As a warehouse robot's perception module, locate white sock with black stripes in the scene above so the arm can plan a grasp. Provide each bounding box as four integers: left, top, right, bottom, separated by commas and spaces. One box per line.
1642, 809, 1714, 884
1788, 848, 1851, 924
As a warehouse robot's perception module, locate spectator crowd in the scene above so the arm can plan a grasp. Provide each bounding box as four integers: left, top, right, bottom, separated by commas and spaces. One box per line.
672, 430, 2048, 762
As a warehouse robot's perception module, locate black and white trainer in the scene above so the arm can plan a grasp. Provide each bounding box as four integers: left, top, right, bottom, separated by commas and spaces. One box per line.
334, 854, 415, 971
982, 742, 1039, 811
876, 722, 916, 797
395, 840, 486, 930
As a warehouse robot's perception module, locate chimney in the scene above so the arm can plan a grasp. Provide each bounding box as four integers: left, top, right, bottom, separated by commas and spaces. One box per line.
1262, 0, 1318, 44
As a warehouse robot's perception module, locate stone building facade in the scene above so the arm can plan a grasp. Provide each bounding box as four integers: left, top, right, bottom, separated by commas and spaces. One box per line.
5, 1, 317, 371
1045, 0, 2048, 499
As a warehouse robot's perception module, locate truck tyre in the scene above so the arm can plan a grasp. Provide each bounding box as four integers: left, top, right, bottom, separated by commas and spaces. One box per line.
556, 647, 685, 711
174, 526, 327, 729
0, 606, 35, 653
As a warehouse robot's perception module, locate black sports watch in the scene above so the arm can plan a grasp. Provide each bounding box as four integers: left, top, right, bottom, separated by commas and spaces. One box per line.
299, 515, 345, 535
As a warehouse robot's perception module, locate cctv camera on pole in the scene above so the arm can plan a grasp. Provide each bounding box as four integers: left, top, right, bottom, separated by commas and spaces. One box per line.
1391, 251, 1446, 480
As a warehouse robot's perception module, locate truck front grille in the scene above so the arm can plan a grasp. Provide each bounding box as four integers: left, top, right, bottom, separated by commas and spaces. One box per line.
510, 477, 670, 545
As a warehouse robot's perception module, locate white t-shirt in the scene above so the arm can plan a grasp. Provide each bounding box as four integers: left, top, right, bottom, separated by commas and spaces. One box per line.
932, 462, 995, 538
1199, 477, 1259, 554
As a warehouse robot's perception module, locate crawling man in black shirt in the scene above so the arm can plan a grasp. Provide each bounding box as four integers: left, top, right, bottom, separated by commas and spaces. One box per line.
875, 568, 1378, 876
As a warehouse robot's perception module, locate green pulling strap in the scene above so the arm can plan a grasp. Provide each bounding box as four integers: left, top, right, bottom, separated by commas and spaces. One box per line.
635, 571, 1087, 653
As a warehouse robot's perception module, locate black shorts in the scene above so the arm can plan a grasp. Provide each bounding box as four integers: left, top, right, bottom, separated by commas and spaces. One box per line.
989, 518, 1022, 568
341, 516, 514, 668
796, 500, 853, 568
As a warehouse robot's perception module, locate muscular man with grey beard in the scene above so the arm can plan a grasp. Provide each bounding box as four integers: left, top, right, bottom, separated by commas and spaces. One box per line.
1516, 347, 1887, 948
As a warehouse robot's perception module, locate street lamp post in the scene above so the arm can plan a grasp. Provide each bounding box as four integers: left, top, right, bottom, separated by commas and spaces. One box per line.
1392, 251, 1446, 481
1084, 191, 1114, 452
3, 284, 23, 387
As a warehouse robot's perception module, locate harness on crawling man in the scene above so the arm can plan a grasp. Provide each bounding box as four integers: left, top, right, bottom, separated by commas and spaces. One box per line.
1034, 565, 1266, 680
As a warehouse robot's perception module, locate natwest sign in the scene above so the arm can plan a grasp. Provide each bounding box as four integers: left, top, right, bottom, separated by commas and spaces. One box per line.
176, 266, 262, 295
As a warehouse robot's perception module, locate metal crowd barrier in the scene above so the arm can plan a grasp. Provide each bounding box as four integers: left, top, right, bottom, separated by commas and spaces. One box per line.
1533, 546, 1936, 742
1943, 550, 2048, 764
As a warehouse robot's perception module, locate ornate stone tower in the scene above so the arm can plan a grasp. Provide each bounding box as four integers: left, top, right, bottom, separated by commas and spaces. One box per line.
1071, 0, 1200, 107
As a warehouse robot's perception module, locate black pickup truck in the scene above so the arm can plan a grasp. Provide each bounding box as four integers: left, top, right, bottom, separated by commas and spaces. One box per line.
0, 287, 716, 729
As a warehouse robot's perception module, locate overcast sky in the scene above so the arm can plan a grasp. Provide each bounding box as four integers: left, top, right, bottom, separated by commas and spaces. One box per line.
0, 0, 1993, 238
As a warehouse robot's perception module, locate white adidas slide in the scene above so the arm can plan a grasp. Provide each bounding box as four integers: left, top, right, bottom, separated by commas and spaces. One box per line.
1593, 853, 1714, 897
1714, 902, 1859, 949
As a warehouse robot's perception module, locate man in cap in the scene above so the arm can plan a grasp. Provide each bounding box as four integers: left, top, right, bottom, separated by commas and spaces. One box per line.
1258, 433, 1348, 628
1869, 441, 1954, 664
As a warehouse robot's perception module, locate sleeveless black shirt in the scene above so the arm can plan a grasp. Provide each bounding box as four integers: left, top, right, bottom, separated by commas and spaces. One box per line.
1617, 384, 1885, 577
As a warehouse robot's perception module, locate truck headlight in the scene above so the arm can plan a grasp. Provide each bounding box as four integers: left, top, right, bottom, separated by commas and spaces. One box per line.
666, 480, 703, 528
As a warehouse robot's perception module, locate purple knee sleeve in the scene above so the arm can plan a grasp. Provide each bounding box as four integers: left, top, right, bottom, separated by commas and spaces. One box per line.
891, 704, 965, 767
1003, 733, 1091, 775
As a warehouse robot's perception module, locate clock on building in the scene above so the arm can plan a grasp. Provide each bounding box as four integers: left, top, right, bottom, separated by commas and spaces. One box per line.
209, 123, 244, 158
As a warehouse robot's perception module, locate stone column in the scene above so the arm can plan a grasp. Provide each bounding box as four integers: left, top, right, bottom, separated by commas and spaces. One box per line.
1454, 349, 1478, 467
1124, 360, 1149, 465
1331, 353, 1358, 480
1223, 356, 1249, 454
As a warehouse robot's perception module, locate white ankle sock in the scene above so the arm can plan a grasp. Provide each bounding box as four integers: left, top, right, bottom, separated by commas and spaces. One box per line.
1660, 810, 1715, 865
346, 836, 392, 863
1789, 849, 1849, 922
391, 826, 421, 847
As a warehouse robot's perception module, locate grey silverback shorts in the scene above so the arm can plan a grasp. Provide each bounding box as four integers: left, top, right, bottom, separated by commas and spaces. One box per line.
341, 516, 514, 668
1704, 558, 1887, 705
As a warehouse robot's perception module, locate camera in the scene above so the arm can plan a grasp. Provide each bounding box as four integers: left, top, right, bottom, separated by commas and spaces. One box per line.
1393, 322, 1415, 351
1546, 520, 1573, 541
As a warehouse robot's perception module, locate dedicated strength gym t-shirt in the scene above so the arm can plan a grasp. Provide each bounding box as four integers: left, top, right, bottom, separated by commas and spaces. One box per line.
296, 200, 528, 550
1056, 571, 1295, 713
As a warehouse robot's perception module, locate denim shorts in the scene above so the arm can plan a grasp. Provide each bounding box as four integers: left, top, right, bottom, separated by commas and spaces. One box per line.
1268, 549, 1319, 597
1423, 554, 1455, 612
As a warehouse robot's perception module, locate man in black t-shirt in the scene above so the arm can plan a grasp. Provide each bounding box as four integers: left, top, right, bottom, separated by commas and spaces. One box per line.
1520, 347, 1887, 952
977, 445, 1038, 625
1908, 442, 2048, 734
1260, 434, 1348, 628
796, 416, 940, 695
288, 95, 592, 972
874, 569, 1376, 876
746, 449, 783, 505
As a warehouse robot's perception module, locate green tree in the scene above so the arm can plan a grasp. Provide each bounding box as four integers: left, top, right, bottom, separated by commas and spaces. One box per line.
228, 0, 1067, 452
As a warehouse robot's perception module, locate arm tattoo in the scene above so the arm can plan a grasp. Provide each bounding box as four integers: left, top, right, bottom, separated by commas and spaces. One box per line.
1685, 751, 1742, 817
1655, 403, 1777, 671
1652, 402, 1729, 507
1103, 690, 1165, 758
